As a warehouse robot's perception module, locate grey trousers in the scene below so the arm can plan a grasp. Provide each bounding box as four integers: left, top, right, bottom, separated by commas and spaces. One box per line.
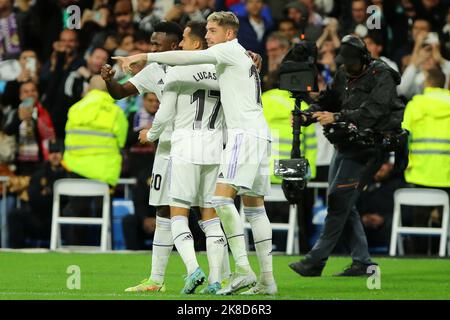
305, 149, 379, 265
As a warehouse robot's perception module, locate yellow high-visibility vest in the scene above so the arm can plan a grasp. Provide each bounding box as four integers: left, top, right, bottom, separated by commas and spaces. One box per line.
402, 87, 450, 187
262, 88, 317, 184
63, 89, 128, 186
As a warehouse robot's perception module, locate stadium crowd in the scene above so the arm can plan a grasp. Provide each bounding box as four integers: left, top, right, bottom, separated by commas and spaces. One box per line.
0, 0, 449, 255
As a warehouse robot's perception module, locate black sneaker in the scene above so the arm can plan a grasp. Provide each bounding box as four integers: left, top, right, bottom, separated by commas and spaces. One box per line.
289, 259, 325, 277
333, 261, 378, 277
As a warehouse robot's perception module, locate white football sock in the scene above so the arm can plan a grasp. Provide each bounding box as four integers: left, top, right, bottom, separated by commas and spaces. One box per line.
199, 219, 232, 281
203, 217, 226, 284
222, 243, 232, 281
244, 206, 275, 285
150, 216, 173, 284
171, 215, 199, 276
212, 196, 251, 274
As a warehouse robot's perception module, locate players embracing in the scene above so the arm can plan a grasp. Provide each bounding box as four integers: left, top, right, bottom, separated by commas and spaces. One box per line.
113, 12, 277, 295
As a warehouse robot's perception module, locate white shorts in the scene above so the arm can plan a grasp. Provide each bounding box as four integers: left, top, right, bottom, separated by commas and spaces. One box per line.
217, 132, 271, 196
149, 150, 171, 207
169, 157, 219, 208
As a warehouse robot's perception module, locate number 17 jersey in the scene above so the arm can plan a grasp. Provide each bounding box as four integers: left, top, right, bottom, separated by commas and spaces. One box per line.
163, 64, 224, 165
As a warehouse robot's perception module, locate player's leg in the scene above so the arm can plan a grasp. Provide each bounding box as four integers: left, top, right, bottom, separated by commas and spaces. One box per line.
212, 133, 258, 294
240, 195, 277, 295
197, 164, 231, 285
198, 207, 225, 294
240, 136, 277, 295
198, 217, 232, 286
169, 159, 205, 294
125, 156, 172, 293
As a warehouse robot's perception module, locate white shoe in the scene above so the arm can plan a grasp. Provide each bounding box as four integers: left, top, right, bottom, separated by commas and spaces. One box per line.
216, 271, 257, 295
240, 281, 278, 295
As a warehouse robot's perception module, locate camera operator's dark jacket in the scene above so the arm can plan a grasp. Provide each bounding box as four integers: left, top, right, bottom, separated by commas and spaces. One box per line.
308, 59, 404, 132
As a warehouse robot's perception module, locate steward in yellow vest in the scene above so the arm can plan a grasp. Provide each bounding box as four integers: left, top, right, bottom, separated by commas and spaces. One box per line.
63, 76, 128, 186
402, 69, 450, 188
262, 88, 317, 184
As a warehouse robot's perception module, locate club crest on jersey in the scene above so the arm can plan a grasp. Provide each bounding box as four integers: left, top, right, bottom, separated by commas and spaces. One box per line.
193, 71, 217, 82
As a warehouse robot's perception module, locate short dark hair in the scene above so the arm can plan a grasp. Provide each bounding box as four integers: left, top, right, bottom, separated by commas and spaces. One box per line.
186, 21, 208, 49
413, 18, 431, 30
90, 46, 109, 56
364, 32, 384, 46
278, 18, 296, 28
134, 30, 151, 44
426, 68, 446, 88
153, 21, 183, 43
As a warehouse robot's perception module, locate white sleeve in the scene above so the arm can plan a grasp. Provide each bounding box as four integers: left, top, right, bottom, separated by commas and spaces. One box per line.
147, 50, 218, 66
147, 87, 178, 142
128, 64, 158, 95
397, 64, 419, 98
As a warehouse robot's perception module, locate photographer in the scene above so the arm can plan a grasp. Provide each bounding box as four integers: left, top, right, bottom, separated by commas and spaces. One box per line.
289, 35, 405, 277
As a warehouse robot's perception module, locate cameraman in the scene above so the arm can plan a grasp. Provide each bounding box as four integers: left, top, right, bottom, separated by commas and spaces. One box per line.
289, 35, 405, 277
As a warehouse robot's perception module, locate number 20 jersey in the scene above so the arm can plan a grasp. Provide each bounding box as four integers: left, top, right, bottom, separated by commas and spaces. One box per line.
163, 64, 224, 165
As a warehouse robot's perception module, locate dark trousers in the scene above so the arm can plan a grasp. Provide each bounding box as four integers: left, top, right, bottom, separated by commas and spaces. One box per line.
305, 150, 381, 265
122, 214, 153, 250
8, 206, 51, 248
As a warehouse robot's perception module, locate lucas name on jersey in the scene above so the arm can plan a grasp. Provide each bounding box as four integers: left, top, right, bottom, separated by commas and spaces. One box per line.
192, 71, 217, 82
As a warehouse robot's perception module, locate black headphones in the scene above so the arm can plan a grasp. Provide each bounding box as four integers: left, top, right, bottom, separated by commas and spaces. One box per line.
341, 35, 372, 65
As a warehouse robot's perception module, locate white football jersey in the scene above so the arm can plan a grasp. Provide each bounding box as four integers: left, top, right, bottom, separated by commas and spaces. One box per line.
128, 62, 172, 155
206, 39, 271, 140
150, 64, 224, 165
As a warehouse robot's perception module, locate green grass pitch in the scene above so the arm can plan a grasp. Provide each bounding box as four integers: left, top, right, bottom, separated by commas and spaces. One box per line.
0, 251, 449, 300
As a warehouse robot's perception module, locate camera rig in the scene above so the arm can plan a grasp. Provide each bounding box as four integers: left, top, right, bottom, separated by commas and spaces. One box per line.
275, 41, 319, 204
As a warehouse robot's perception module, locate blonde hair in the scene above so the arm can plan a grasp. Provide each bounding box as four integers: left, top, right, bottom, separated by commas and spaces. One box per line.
207, 11, 239, 33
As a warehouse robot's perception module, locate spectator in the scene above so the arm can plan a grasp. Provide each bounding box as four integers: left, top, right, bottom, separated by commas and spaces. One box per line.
440, 7, 450, 60
165, 0, 214, 26
3, 81, 55, 176
63, 75, 128, 186
402, 68, 450, 254
316, 17, 340, 77
133, 30, 152, 53
114, 34, 135, 57
81, 0, 110, 29
414, 0, 447, 32
89, 0, 136, 50
265, 0, 292, 22
230, 0, 274, 30
61, 75, 128, 246
302, 0, 325, 27
2, 50, 40, 110
357, 160, 406, 250
364, 32, 399, 72
133, 0, 161, 33
0, 0, 22, 61
41, 29, 85, 138
263, 32, 291, 82
25, 0, 92, 62
284, 1, 323, 41
393, 18, 431, 72
63, 47, 110, 114
237, 0, 274, 58
340, 0, 369, 38
277, 18, 299, 44
388, 0, 418, 62
114, 0, 136, 36
8, 140, 67, 248
397, 31, 450, 100
125, 92, 158, 178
